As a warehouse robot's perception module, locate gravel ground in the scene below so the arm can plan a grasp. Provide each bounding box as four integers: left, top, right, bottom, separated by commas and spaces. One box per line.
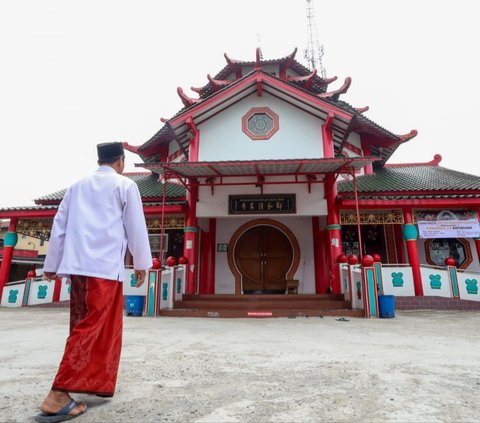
1, 308, 479, 423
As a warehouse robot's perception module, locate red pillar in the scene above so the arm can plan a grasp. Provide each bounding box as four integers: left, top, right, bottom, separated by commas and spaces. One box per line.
198, 219, 216, 294
199, 229, 209, 294
206, 218, 216, 294
403, 209, 424, 296
0, 218, 18, 299
325, 174, 342, 293
184, 182, 199, 294
475, 238, 480, 264
312, 216, 330, 294
322, 113, 342, 293
312, 216, 322, 293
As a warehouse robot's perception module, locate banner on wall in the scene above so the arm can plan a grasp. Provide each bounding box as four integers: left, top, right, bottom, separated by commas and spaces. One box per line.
416, 209, 480, 239
418, 220, 480, 239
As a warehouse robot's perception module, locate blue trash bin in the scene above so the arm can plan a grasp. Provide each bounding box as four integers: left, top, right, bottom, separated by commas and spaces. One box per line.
378, 294, 395, 318
125, 295, 145, 317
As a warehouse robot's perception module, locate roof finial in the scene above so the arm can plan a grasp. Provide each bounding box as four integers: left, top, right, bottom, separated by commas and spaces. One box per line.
255, 47, 263, 70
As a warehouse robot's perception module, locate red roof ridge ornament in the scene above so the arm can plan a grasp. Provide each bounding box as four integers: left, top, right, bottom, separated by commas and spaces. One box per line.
385, 153, 442, 168
398, 129, 418, 142
254, 47, 263, 70
430, 154, 442, 165
317, 77, 352, 98
224, 52, 242, 66
284, 47, 297, 66
191, 74, 234, 94
209, 74, 234, 88
122, 142, 140, 154
285, 69, 317, 88
318, 75, 338, 88
177, 87, 201, 108
355, 106, 369, 113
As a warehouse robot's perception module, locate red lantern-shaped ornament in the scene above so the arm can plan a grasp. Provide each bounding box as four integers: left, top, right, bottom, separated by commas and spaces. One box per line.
372, 253, 382, 263
337, 253, 348, 263
151, 257, 161, 269
348, 254, 359, 265
178, 256, 188, 265
27, 270, 36, 278
445, 256, 456, 267
361, 255, 374, 267
165, 256, 177, 267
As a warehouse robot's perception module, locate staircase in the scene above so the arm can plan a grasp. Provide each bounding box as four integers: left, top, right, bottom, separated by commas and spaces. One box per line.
158, 293, 364, 318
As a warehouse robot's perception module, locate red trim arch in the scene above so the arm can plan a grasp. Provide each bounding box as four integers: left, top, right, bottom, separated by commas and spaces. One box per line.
227, 218, 300, 294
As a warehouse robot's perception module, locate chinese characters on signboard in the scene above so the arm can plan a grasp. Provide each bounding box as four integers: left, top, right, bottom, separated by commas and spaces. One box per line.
228, 194, 296, 215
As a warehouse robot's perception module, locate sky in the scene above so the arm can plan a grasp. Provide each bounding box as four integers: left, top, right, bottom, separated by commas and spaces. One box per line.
1, 0, 479, 208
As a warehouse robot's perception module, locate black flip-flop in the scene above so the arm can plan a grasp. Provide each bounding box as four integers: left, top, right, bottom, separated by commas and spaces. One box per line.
34, 399, 86, 423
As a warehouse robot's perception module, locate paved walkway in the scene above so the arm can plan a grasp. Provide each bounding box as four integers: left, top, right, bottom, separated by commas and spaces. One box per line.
1, 308, 479, 422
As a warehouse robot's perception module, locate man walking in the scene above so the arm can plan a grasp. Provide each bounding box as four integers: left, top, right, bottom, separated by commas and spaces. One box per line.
35, 142, 152, 422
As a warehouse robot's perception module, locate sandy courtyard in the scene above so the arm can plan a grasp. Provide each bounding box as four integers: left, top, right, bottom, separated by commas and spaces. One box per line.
0, 308, 479, 423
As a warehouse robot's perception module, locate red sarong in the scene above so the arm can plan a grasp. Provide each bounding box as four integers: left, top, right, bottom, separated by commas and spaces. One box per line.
52, 275, 124, 397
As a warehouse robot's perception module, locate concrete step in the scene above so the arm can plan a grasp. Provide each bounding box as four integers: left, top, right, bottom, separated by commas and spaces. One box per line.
158, 308, 364, 318
174, 299, 350, 310
181, 293, 345, 301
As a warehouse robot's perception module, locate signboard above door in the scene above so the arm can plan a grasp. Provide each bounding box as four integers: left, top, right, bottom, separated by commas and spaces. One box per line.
228, 194, 296, 215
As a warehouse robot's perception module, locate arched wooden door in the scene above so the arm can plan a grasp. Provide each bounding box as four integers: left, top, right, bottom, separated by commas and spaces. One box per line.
235, 225, 293, 293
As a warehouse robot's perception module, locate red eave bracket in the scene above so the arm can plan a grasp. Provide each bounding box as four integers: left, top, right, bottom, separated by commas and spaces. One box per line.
256, 75, 263, 97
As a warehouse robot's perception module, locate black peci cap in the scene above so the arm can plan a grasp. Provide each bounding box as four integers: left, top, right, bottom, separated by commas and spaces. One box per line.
97, 142, 125, 161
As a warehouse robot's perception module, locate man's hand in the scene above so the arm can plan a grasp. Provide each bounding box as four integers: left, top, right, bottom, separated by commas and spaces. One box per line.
44, 272, 57, 281
134, 270, 147, 287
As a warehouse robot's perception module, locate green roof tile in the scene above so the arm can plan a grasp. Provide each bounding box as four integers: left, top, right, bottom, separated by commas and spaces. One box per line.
35, 173, 185, 204
338, 165, 480, 199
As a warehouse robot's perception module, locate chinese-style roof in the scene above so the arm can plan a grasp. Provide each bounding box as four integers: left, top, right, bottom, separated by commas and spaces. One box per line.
338, 164, 480, 201
35, 173, 186, 205
192, 48, 332, 98
128, 49, 414, 167
140, 157, 380, 180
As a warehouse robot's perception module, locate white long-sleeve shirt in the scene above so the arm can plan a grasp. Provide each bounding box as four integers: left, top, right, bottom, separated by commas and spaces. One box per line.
43, 166, 152, 281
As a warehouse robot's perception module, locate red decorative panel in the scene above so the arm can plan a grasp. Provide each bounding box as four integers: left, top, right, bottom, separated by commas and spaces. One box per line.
0, 248, 38, 258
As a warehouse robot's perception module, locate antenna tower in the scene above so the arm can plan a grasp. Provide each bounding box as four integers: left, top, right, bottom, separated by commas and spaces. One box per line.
304, 0, 326, 78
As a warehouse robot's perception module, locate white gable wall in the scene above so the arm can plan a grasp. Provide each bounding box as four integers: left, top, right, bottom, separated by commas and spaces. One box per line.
345, 132, 362, 155
197, 92, 325, 161
197, 175, 327, 217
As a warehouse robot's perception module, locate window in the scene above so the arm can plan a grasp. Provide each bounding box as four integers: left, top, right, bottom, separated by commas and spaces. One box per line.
341, 225, 386, 260
149, 234, 168, 261
241, 107, 279, 140
425, 238, 472, 269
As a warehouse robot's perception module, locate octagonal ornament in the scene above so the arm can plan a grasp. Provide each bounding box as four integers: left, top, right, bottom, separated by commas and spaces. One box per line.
242, 107, 279, 140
